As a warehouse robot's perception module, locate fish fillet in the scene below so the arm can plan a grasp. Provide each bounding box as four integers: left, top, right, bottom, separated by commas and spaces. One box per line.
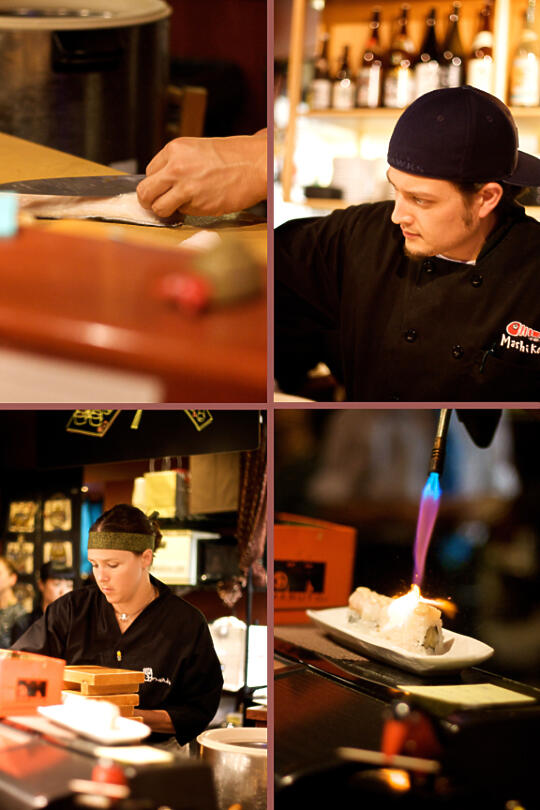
17, 192, 181, 228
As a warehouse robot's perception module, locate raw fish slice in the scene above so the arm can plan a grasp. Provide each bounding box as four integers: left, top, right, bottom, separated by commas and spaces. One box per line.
16, 192, 181, 227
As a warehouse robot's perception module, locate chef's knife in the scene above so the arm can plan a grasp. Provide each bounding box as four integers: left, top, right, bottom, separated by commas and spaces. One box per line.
0, 174, 146, 196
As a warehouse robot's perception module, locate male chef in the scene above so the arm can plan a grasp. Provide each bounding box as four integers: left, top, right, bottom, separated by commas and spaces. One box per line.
275, 86, 540, 402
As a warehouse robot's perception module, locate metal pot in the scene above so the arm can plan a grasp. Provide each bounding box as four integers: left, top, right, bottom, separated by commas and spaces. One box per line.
0, 0, 171, 170
197, 727, 267, 810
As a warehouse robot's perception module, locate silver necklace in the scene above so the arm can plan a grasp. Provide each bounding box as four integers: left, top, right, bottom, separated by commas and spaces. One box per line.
114, 587, 157, 623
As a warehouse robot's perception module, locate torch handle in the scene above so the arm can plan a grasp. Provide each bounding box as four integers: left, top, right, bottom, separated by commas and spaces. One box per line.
428, 409, 452, 475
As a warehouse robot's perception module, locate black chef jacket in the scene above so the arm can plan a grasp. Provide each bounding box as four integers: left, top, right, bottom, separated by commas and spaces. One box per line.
12, 576, 223, 745
275, 200, 540, 401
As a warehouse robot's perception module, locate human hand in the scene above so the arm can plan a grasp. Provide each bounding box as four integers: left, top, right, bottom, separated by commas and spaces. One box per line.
137, 130, 267, 217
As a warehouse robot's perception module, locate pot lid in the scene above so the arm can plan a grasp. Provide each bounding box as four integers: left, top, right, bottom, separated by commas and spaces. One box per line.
0, 0, 170, 29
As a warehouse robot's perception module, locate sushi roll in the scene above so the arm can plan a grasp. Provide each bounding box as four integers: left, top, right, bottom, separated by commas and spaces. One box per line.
348, 586, 391, 626
347, 586, 444, 655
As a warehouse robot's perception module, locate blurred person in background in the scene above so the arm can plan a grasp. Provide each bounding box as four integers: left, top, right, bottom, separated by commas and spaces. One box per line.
0, 556, 25, 648
11, 561, 75, 644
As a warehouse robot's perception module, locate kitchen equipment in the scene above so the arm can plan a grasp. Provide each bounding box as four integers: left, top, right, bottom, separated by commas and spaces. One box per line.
197, 727, 267, 810
0, 175, 145, 196
0, 1, 171, 170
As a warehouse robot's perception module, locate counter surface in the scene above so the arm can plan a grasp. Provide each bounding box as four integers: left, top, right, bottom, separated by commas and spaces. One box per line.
0, 134, 267, 402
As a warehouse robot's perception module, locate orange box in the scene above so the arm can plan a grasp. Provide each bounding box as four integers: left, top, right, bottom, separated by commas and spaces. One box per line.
0, 650, 65, 716
274, 513, 356, 624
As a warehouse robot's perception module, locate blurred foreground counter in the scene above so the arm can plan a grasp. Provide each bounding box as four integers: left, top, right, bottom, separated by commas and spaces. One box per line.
0, 134, 266, 403
0, 715, 216, 810
274, 628, 540, 809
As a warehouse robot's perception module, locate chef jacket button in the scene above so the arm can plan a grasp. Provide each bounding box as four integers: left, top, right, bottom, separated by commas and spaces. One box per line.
452, 344, 464, 359
404, 329, 418, 342
470, 274, 483, 287
423, 260, 434, 274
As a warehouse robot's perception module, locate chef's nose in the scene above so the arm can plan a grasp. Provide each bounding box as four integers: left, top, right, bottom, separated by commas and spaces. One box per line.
391, 194, 412, 225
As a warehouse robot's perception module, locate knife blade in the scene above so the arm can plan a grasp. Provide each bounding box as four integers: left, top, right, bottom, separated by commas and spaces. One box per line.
0, 174, 146, 197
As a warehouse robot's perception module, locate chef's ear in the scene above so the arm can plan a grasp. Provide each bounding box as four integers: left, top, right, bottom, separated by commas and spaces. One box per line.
141, 547, 153, 569
476, 183, 503, 219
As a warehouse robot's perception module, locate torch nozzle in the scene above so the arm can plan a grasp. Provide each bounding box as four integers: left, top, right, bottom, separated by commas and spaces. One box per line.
428, 410, 452, 475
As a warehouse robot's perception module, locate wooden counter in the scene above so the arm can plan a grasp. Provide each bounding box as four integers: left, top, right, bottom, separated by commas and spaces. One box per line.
0, 134, 267, 402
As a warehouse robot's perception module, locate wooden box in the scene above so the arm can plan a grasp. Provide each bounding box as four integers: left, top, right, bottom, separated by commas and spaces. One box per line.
274, 514, 356, 624
0, 649, 65, 715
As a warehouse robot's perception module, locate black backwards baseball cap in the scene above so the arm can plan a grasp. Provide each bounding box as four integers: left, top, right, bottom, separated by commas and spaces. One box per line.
388, 85, 540, 187
40, 561, 75, 581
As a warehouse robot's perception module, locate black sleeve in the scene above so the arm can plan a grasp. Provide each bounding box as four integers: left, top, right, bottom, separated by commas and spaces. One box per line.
166, 619, 223, 745
456, 409, 502, 447
11, 600, 69, 657
275, 213, 347, 392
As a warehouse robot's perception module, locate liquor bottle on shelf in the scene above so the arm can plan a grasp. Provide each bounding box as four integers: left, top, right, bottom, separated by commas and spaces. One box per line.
310, 32, 332, 111
466, 2, 494, 94
357, 7, 384, 109
383, 4, 416, 108
509, 0, 540, 107
440, 2, 465, 88
414, 7, 441, 100
332, 44, 356, 109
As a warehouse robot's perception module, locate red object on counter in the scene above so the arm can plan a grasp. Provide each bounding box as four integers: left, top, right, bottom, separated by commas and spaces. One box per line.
155, 272, 212, 314
92, 759, 128, 787
381, 701, 443, 760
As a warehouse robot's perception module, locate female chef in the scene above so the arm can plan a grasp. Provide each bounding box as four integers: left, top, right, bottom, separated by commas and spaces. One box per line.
12, 504, 223, 746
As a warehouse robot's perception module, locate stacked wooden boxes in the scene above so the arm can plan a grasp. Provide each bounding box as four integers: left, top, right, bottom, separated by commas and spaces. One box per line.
63, 665, 145, 720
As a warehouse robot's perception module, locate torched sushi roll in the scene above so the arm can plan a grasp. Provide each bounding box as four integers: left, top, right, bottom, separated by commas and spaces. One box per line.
348, 586, 444, 655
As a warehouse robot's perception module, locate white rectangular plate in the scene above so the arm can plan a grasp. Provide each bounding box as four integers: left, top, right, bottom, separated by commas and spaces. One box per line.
307, 607, 494, 674
38, 705, 151, 744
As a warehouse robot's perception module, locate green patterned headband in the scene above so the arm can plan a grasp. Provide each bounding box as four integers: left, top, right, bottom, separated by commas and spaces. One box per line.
88, 531, 155, 552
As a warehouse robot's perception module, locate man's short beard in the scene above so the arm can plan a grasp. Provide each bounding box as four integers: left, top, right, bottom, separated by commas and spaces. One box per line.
403, 244, 430, 259
402, 201, 475, 259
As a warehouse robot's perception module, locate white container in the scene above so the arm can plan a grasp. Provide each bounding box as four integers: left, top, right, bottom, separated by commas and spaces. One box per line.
197, 727, 267, 810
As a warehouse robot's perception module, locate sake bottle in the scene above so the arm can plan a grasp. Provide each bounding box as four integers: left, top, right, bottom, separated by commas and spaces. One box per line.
357, 8, 384, 108
510, 0, 540, 107
414, 8, 441, 99
466, 3, 494, 94
310, 32, 332, 110
383, 5, 415, 108
332, 44, 355, 109
440, 2, 465, 88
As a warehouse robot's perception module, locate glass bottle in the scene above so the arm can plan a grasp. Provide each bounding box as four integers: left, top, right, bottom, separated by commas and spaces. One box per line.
332, 44, 355, 109
310, 32, 332, 111
383, 4, 415, 108
510, 0, 540, 107
357, 8, 384, 108
414, 7, 441, 100
440, 2, 465, 88
466, 3, 494, 94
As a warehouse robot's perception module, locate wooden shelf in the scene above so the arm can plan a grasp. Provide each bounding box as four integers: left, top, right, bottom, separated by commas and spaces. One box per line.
300, 107, 401, 119
300, 106, 540, 119
280, 0, 531, 202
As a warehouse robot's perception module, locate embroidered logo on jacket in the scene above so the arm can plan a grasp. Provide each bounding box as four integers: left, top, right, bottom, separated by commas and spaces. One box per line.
142, 667, 172, 686
500, 321, 540, 355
